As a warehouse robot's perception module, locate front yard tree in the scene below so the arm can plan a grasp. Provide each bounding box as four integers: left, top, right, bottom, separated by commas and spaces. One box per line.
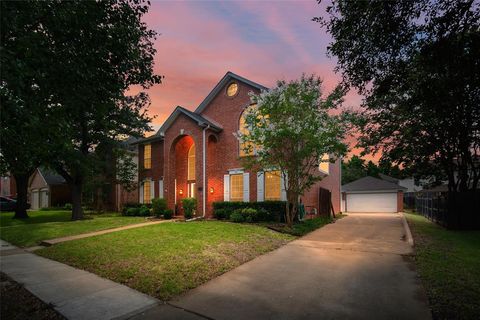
45, 0, 161, 219
0, 1, 59, 219
316, 0, 480, 192
239, 75, 349, 227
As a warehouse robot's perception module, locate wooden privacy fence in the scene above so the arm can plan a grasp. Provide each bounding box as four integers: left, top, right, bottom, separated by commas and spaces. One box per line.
414, 190, 480, 229
318, 187, 335, 218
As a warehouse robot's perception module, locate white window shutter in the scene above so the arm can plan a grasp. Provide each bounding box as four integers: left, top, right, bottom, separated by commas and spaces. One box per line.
139, 182, 144, 204
280, 173, 287, 201
159, 179, 164, 199
243, 173, 250, 202
257, 172, 264, 201
224, 175, 230, 201
150, 179, 155, 200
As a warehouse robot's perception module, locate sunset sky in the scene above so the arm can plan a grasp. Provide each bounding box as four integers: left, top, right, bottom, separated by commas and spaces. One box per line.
142, 0, 367, 158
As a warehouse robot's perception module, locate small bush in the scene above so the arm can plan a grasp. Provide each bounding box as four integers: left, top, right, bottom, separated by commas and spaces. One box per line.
163, 209, 173, 220
126, 207, 140, 216
122, 202, 141, 215
214, 208, 229, 220
243, 208, 258, 222
63, 203, 72, 210
139, 205, 151, 217
182, 198, 197, 219
230, 210, 245, 223
152, 198, 167, 217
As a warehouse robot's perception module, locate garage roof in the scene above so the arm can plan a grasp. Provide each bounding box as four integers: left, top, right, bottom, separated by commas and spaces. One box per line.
342, 176, 407, 192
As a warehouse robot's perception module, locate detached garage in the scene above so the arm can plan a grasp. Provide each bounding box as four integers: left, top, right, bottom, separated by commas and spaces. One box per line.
341, 176, 406, 213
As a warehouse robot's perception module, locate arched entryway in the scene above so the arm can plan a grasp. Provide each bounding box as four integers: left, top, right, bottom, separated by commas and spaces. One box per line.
168, 134, 198, 216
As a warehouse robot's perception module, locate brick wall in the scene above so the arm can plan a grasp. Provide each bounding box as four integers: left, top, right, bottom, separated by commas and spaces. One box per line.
397, 191, 404, 212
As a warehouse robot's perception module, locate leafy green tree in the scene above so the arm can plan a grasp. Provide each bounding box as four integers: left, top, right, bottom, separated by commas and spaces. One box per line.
341, 155, 366, 184
40, 0, 161, 219
316, 0, 480, 192
366, 161, 380, 178
239, 75, 349, 227
0, 1, 60, 218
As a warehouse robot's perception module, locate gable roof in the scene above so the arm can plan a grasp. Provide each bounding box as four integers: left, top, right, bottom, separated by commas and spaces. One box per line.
194, 71, 268, 114
38, 168, 67, 186
342, 176, 407, 192
156, 106, 222, 137
379, 173, 399, 184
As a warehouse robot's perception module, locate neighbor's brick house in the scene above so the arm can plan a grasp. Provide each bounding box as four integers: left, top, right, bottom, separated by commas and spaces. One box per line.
135, 72, 341, 217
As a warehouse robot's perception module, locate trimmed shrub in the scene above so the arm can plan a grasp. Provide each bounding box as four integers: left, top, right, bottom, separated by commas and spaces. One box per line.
126, 207, 140, 216
163, 209, 173, 219
152, 198, 167, 217
64, 203, 72, 210
256, 208, 271, 221
139, 205, 151, 217
230, 210, 245, 223
242, 208, 258, 222
214, 208, 229, 220
182, 198, 197, 219
213, 201, 286, 222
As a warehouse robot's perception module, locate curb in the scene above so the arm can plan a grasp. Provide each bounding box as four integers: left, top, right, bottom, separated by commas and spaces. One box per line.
400, 212, 414, 247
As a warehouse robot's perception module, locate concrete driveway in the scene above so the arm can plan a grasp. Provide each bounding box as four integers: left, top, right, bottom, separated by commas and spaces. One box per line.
168, 213, 431, 320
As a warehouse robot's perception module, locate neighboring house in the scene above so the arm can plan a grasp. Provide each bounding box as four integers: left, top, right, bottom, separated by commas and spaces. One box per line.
28, 168, 71, 210
134, 71, 341, 217
341, 176, 406, 213
111, 137, 140, 211
0, 173, 16, 198
379, 173, 423, 193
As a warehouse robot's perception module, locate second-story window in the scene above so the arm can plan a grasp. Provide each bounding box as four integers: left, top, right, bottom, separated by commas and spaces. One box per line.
144, 144, 151, 169
239, 104, 257, 157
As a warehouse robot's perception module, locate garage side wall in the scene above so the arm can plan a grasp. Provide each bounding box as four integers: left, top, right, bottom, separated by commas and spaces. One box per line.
397, 191, 404, 212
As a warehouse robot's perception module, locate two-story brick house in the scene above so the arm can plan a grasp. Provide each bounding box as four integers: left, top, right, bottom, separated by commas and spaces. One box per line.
135, 72, 341, 217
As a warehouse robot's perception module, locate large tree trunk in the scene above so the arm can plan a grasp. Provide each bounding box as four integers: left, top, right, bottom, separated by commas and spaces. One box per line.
13, 173, 30, 219
71, 180, 84, 220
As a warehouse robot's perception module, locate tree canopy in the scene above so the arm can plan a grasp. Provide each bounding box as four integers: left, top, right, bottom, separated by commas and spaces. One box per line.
239, 74, 350, 226
1, 0, 161, 219
316, 0, 480, 192
341, 155, 405, 184
1, 1, 63, 218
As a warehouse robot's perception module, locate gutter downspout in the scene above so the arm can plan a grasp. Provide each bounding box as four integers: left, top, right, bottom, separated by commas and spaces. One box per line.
202, 125, 210, 217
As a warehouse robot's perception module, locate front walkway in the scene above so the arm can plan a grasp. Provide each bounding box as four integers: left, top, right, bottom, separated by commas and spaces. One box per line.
0, 239, 199, 320
41, 219, 175, 246
168, 213, 431, 320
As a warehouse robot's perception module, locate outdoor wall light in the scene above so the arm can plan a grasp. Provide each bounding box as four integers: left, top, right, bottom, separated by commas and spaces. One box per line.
179, 189, 183, 195
209, 187, 214, 194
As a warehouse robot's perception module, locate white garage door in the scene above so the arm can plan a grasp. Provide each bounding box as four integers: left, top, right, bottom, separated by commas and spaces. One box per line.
346, 192, 397, 213
31, 190, 39, 210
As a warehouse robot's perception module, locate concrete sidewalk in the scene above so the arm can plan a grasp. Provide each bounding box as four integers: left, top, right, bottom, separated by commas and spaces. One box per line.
169, 213, 431, 320
0, 239, 202, 320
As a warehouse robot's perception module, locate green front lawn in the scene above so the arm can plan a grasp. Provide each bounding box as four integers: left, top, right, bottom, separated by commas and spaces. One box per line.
405, 213, 480, 319
38, 221, 294, 300
0, 211, 145, 247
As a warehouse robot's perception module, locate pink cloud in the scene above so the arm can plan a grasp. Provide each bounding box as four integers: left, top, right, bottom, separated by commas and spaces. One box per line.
140, 0, 364, 146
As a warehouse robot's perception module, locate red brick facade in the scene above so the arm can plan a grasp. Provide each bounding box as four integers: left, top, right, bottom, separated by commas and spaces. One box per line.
138, 72, 341, 217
